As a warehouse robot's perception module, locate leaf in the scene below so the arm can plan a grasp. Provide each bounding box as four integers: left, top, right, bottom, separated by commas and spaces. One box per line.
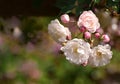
61, 5, 75, 13
94, 0, 100, 3
76, 6, 84, 16
76, 0, 91, 16
107, 0, 120, 6
106, 0, 120, 13
56, 0, 76, 14
112, 0, 120, 2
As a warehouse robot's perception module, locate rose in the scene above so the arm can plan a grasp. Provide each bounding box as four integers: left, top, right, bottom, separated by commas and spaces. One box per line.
88, 44, 112, 67
48, 19, 71, 43
77, 10, 100, 33
61, 38, 91, 65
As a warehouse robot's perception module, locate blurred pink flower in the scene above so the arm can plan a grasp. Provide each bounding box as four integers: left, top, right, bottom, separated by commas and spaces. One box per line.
19, 61, 41, 80
52, 43, 62, 55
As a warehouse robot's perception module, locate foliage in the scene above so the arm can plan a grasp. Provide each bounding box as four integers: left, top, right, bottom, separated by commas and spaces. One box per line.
56, 0, 120, 16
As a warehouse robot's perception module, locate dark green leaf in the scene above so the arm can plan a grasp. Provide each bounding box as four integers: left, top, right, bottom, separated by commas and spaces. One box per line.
94, 0, 100, 3
60, 5, 75, 13
112, 0, 120, 2
76, 6, 84, 16
76, 0, 91, 16
106, 0, 120, 13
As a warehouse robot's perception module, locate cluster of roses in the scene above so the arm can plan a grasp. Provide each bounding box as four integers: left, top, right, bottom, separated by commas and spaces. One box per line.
48, 10, 112, 67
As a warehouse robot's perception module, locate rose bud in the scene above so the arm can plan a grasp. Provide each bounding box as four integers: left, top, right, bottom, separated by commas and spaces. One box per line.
60, 14, 70, 23
96, 28, 104, 34
84, 31, 91, 39
102, 34, 110, 43
79, 26, 86, 33
95, 33, 100, 38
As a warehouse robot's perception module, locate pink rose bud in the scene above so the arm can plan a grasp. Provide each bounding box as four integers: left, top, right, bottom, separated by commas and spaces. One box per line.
81, 61, 88, 66
60, 14, 70, 23
66, 35, 71, 40
84, 31, 91, 39
95, 33, 100, 38
79, 26, 86, 33
96, 28, 104, 34
102, 34, 110, 42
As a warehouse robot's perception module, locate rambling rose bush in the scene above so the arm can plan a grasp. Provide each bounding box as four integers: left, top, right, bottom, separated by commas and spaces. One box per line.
48, 10, 112, 67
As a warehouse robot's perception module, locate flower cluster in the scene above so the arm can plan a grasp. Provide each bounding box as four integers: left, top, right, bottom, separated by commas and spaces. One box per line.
48, 10, 112, 67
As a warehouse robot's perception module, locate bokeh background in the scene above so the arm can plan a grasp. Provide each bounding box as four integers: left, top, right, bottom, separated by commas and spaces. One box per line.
0, 0, 120, 84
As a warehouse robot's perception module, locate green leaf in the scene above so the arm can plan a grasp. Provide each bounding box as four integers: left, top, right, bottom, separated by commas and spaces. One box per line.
94, 0, 100, 3
60, 5, 75, 13
56, 0, 76, 14
76, 0, 91, 16
106, 0, 120, 13
112, 0, 120, 2
76, 6, 84, 16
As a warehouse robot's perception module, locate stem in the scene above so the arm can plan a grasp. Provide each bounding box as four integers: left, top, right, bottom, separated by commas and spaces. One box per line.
90, 39, 94, 48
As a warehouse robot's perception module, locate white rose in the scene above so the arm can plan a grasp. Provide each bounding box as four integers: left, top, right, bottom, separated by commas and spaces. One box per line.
61, 38, 91, 65
77, 10, 100, 33
88, 44, 112, 67
48, 19, 71, 43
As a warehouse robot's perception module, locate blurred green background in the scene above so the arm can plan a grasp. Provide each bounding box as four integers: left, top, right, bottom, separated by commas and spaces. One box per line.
0, 16, 119, 84
0, 0, 120, 84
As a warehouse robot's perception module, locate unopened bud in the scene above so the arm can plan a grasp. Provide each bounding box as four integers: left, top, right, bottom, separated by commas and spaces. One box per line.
60, 14, 70, 23
79, 26, 86, 33
84, 31, 91, 39
66, 35, 71, 40
95, 33, 100, 38
102, 34, 110, 43
81, 61, 88, 66
96, 28, 104, 34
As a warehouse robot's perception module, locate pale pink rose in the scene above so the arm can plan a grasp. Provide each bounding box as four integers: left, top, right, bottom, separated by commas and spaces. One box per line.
48, 19, 71, 43
77, 10, 100, 33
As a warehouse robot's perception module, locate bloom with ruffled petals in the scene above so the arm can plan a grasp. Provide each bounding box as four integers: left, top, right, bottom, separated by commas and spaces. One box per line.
48, 19, 71, 43
77, 10, 100, 33
88, 44, 112, 67
61, 38, 91, 65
